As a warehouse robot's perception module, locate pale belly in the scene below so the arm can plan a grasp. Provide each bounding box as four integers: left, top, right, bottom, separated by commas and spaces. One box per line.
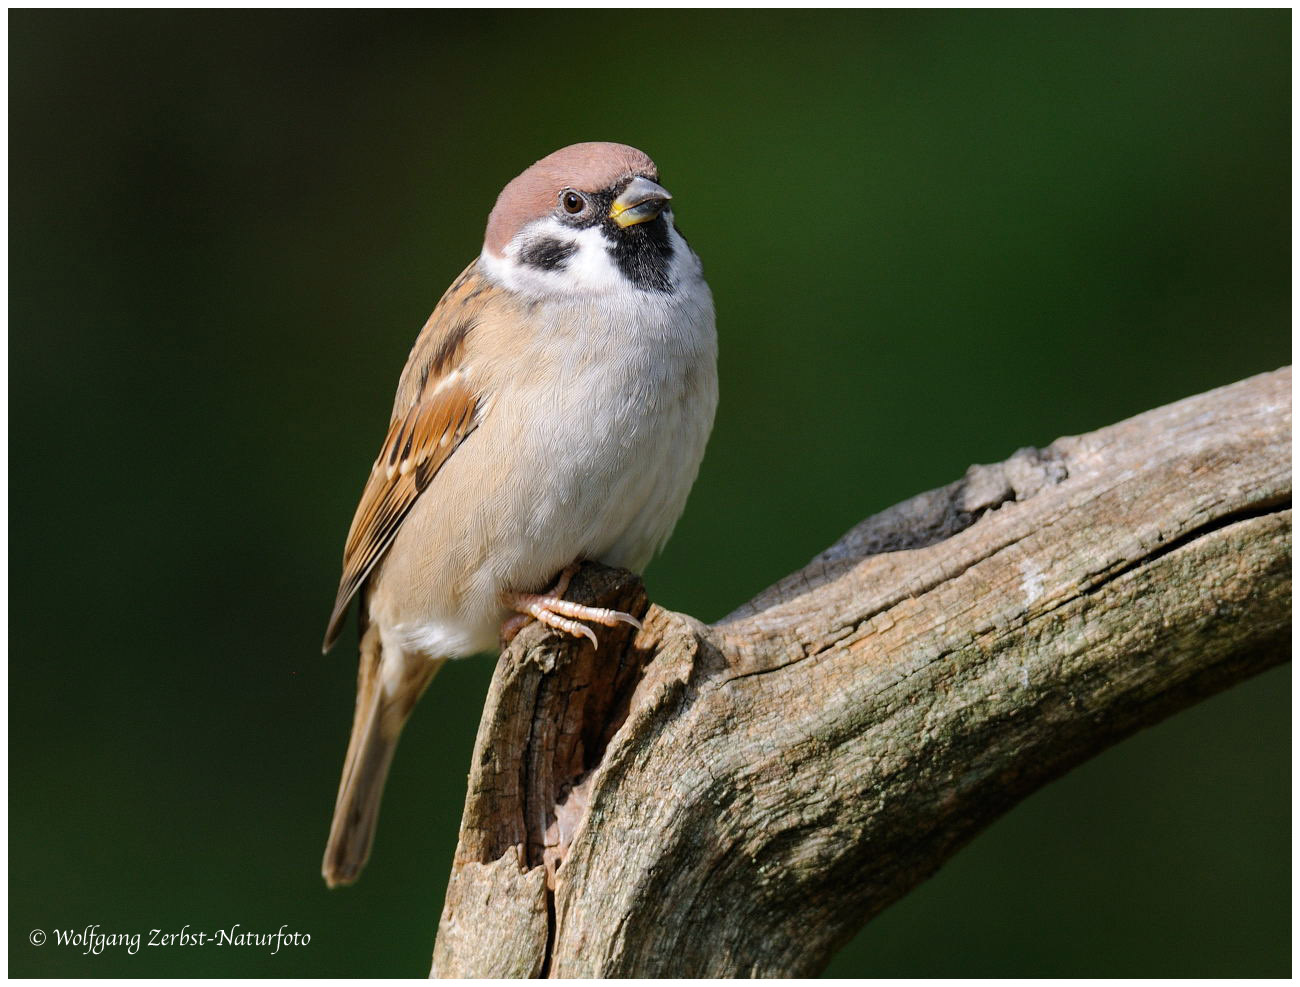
371, 304, 717, 659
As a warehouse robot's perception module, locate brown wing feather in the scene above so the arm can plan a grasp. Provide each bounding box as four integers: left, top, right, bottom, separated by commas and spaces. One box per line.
322, 378, 478, 651
322, 262, 491, 653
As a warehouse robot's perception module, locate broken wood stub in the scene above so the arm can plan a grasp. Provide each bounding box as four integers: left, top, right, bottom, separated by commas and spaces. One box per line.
431, 566, 655, 977
431, 367, 1291, 978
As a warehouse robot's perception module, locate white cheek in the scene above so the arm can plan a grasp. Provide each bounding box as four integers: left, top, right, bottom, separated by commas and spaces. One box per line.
481, 217, 627, 299
560, 226, 628, 292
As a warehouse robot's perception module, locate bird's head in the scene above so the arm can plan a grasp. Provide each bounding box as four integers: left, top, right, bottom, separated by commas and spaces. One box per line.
480, 142, 693, 298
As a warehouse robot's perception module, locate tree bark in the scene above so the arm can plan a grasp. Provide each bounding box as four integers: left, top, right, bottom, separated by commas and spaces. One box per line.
430, 367, 1291, 978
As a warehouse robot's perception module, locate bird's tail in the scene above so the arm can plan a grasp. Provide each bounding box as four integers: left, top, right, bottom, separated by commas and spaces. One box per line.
322, 622, 444, 888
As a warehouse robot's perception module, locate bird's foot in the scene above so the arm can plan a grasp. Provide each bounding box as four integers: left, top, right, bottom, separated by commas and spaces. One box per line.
501, 563, 642, 649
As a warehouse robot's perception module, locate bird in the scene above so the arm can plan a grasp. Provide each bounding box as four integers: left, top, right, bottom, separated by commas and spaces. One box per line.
320, 142, 718, 888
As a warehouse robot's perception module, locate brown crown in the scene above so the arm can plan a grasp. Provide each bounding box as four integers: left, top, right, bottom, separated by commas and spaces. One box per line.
484, 142, 658, 256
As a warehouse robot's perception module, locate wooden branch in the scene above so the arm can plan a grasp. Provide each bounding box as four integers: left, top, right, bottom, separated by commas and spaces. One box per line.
430, 368, 1292, 978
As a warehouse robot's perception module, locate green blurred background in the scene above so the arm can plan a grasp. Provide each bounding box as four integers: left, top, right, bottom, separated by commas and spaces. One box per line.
9, 10, 1290, 978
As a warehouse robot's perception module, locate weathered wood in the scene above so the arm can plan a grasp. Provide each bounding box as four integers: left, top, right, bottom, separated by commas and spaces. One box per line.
431, 367, 1291, 978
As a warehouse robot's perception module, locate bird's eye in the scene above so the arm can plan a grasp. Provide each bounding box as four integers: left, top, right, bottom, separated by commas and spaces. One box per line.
560, 190, 586, 215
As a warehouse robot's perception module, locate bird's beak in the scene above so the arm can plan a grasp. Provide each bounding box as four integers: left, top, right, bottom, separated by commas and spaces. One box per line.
609, 176, 672, 228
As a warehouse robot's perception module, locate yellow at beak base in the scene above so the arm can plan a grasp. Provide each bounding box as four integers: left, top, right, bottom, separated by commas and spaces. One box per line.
609, 199, 666, 228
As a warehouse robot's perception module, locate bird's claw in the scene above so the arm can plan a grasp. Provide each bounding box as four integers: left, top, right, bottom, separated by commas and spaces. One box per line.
502, 567, 640, 650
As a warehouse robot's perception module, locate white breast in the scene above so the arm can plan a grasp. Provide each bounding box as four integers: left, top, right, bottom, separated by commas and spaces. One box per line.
513, 280, 716, 571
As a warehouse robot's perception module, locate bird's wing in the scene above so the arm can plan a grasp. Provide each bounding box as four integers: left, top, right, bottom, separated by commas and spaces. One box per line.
322, 262, 492, 652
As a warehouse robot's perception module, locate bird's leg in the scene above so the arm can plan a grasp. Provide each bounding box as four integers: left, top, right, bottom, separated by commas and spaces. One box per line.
501, 562, 642, 649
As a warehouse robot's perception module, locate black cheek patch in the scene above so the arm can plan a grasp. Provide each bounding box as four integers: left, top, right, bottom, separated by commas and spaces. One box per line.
519, 238, 577, 271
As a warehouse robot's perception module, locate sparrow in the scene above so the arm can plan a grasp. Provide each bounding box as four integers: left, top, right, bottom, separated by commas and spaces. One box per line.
320, 142, 717, 887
